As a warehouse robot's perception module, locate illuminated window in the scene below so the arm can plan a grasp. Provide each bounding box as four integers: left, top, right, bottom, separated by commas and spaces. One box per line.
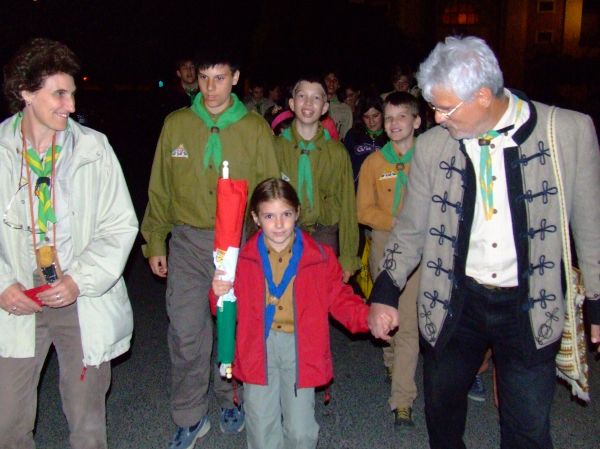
442, 2, 480, 25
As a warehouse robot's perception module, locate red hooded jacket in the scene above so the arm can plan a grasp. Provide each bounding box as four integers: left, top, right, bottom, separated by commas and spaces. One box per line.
214, 230, 369, 388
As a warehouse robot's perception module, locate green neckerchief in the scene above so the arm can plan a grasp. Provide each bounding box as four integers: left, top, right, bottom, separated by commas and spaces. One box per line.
25, 143, 63, 240
367, 128, 384, 139
476, 95, 525, 221
476, 130, 500, 221
191, 92, 248, 171
380, 140, 415, 215
282, 122, 331, 208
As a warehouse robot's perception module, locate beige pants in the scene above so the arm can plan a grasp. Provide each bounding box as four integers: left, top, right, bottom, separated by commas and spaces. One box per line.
370, 229, 420, 410
0, 303, 111, 449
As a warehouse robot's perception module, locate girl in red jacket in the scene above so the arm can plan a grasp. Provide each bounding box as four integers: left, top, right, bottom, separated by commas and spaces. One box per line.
212, 178, 390, 449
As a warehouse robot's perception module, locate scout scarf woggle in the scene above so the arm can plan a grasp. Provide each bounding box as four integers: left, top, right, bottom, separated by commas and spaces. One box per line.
191, 93, 248, 171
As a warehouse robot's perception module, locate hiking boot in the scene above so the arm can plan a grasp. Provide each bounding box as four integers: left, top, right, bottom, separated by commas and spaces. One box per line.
393, 407, 415, 427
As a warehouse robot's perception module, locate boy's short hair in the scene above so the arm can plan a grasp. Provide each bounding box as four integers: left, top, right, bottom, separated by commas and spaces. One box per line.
383, 91, 419, 116
323, 69, 341, 82
175, 57, 195, 71
291, 75, 327, 99
195, 47, 240, 72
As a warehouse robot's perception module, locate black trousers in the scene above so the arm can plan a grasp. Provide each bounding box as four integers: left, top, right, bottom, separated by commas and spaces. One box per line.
423, 277, 557, 449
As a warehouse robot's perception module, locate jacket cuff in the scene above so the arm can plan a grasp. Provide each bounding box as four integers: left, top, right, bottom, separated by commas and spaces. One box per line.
142, 240, 166, 258
587, 297, 600, 324
368, 270, 400, 308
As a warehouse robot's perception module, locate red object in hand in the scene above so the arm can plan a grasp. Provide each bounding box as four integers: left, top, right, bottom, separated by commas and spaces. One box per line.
23, 284, 50, 306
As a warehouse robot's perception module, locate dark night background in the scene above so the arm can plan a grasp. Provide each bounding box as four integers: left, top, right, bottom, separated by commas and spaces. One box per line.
1, 0, 424, 214
2, 0, 599, 216
1, 0, 419, 93
2, 5, 600, 448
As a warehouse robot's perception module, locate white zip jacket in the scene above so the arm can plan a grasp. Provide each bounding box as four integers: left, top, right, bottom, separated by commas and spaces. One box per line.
0, 114, 138, 366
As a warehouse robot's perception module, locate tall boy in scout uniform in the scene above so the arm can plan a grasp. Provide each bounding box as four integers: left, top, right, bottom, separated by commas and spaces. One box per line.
141, 50, 279, 449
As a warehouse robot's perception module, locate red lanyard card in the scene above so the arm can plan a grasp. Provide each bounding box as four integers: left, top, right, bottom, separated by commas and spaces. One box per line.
23, 284, 50, 306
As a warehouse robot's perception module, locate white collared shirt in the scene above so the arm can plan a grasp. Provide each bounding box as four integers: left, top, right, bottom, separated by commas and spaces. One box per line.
464, 90, 530, 287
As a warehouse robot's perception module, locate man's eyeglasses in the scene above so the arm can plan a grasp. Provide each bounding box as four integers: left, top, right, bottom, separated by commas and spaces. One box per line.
428, 101, 464, 120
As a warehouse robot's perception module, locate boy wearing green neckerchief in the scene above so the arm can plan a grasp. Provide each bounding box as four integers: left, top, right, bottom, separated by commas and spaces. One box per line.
275, 76, 360, 283
356, 91, 422, 428
141, 51, 279, 449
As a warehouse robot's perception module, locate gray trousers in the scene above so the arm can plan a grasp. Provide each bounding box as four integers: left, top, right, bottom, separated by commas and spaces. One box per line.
244, 331, 319, 449
167, 225, 241, 427
0, 303, 111, 449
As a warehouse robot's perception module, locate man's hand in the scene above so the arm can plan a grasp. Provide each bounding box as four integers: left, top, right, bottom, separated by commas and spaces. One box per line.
368, 303, 399, 341
591, 324, 600, 353
0, 283, 42, 315
149, 256, 168, 278
38, 275, 80, 308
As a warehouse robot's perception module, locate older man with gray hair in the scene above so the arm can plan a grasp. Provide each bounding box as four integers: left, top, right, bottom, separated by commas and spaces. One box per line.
368, 35, 600, 449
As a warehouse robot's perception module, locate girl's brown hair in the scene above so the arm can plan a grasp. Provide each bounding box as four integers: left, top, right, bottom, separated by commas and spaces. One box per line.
249, 178, 300, 215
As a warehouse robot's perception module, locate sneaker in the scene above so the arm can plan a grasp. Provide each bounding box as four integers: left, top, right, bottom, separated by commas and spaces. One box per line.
220, 404, 245, 434
468, 374, 486, 402
167, 415, 210, 449
393, 407, 415, 427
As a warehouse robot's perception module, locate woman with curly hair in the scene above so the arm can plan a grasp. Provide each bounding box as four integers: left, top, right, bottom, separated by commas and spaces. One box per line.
0, 38, 137, 449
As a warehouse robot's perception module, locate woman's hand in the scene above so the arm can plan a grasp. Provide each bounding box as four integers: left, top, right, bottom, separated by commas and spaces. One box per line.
0, 283, 42, 315
37, 275, 80, 308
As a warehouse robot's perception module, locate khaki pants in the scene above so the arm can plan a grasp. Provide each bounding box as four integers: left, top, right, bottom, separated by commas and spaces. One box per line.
370, 229, 420, 410
0, 303, 111, 449
166, 225, 240, 427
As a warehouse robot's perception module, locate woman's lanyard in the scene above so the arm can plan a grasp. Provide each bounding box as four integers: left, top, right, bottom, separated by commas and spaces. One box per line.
21, 132, 58, 268
258, 229, 304, 338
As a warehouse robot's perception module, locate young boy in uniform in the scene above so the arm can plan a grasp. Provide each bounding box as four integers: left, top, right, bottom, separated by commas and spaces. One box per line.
356, 91, 422, 427
275, 76, 360, 281
141, 50, 279, 449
